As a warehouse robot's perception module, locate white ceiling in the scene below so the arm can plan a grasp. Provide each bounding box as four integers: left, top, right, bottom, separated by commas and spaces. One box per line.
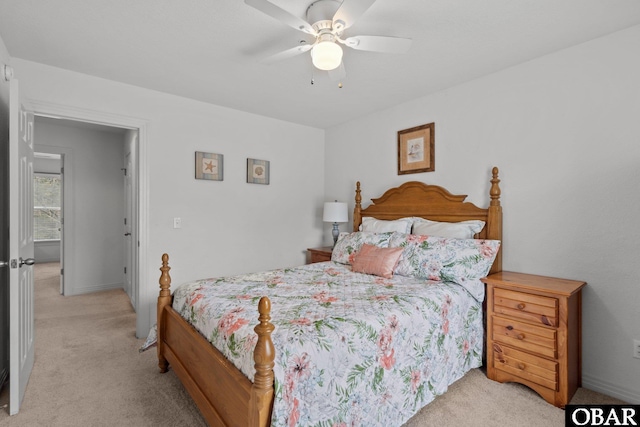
1, 0, 640, 129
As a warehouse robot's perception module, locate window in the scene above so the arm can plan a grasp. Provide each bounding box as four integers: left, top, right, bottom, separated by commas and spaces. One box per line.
34, 173, 61, 241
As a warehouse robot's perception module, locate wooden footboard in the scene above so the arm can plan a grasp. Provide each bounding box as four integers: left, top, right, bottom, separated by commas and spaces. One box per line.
157, 254, 275, 427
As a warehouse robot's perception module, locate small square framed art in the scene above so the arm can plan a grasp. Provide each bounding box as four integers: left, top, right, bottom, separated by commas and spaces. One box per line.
195, 151, 223, 181
247, 158, 270, 185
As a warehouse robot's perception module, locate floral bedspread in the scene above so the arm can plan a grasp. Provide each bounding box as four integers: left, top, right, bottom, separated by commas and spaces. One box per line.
172, 261, 483, 427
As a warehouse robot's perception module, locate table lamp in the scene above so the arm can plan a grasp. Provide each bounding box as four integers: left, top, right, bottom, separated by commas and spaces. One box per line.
323, 201, 348, 247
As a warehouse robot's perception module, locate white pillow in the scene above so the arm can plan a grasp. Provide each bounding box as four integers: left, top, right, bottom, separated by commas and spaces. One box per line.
411, 219, 485, 239
361, 217, 413, 233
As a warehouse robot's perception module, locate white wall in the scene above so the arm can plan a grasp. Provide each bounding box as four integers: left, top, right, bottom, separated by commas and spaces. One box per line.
325, 25, 640, 403
11, 58, 326, 338
33, 241, 60, 264
35, 120, 126, 295
34, 155, 61, 174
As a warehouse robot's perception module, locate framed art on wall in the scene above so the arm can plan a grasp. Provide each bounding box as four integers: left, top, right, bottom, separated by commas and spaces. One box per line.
398, 122, 435, 175
247, 158, 270, 185
195, 151, 223, 181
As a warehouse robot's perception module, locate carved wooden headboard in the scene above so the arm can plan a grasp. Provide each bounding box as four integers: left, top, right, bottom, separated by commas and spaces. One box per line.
353, 167, 502, 274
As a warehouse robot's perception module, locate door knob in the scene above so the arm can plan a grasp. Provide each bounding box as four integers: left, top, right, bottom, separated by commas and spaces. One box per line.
124, 232, 131, 236
0, 261, 8, 268
19, 257, 35, 267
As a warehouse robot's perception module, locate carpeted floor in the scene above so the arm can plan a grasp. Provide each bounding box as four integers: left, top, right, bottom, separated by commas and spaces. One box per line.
0, 262, 626, 426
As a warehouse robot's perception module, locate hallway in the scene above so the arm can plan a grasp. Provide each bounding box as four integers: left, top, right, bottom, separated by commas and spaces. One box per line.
0, 262, 206, 426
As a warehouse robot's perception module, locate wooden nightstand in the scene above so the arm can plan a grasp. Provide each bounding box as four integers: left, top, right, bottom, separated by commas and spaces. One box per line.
307, 247, 333, 264
482, 271, 586, 408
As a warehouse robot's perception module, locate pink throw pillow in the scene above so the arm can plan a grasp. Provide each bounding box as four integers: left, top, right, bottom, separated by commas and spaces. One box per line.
351, 244, 404, 279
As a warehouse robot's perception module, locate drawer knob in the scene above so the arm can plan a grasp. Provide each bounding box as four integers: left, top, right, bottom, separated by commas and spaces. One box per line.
517, 303, 525, 310
517, 363, 526, 370
506, 325, 514, 331
516, 333, 525, 340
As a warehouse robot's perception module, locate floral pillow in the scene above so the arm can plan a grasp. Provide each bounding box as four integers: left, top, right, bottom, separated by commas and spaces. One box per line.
389, 233, 501, 301
331, 231, 394, 265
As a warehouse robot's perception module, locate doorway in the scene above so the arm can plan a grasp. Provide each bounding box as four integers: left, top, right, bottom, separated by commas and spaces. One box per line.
32, 115, 141, 321
26, 100, 149, 340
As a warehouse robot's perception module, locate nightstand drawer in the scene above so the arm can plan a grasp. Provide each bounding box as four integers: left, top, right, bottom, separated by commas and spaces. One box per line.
493, 343, 558, 391
492, 316, 557, 358
307, 247, 333, 264
494, 288, 558, 327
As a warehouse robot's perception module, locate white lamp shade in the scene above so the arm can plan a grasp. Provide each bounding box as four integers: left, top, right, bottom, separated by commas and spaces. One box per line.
323, 202, 348, 223
311, 41, 343, 71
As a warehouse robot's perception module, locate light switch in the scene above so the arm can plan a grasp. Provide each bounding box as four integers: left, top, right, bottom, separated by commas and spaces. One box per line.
173, 217, 181, 229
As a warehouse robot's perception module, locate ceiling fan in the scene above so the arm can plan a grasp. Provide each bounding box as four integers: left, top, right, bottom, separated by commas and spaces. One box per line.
245, 0, 412, 79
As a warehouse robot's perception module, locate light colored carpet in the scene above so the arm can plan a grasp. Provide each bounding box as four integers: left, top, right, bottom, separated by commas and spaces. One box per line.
0, 262, 626, 426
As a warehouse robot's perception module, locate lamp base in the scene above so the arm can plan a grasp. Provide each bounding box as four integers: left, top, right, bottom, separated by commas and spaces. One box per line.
332, 222, 340, 248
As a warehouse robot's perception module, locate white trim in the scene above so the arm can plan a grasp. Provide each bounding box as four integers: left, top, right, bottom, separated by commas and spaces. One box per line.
29, 100, 145, 130
64, 282, 125, 296
582, 373, 640, 404
27, 99, 150, 339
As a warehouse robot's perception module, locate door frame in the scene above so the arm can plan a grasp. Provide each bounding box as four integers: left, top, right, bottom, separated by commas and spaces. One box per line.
33, 151, 69, 294
29, 100, 149, 339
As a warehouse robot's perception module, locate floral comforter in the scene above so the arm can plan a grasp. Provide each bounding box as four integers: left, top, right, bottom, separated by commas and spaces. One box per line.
172, 261, 483, 427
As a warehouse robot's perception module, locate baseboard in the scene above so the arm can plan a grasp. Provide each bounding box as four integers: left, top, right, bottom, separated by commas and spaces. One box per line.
35, 256, 61, 263
66, 282, 124, 296
582, 373, 640, 404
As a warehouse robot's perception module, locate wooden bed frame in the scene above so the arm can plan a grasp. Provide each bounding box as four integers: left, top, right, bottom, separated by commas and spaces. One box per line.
157, 167, 503, 427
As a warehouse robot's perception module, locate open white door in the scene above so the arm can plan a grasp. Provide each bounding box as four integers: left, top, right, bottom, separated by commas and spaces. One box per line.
8, 78, 35, 415
123, 150, 133, 306
123, 130, 139, 312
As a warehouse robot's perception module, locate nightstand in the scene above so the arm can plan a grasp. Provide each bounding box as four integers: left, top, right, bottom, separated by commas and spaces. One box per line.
307, 247, 333, 264
482, 271, 586, 408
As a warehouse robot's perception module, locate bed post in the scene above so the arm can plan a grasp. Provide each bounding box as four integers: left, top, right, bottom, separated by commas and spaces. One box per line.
157, 253, 172, 373
487, 167, 503, 274
353, 181, 362, 232
249, 296, 275, 427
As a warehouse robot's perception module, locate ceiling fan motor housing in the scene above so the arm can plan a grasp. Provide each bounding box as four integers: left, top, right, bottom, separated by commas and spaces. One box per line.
307, 0, 343, 33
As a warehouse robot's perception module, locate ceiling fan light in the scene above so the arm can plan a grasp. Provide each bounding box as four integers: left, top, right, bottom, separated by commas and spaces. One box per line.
311, 41, 343, 71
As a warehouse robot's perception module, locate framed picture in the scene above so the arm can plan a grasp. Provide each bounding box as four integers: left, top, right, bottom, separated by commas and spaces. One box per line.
397, 123, 435, 175
195, 151, 223, 181
247, 158, 270, 185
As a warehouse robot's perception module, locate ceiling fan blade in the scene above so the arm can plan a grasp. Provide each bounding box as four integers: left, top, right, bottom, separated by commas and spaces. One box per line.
328, 62, 346, 81
245, 0, 316, 35
343, 35, 412, 53
262, 44, 313, 64
332, 0, 377, 32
